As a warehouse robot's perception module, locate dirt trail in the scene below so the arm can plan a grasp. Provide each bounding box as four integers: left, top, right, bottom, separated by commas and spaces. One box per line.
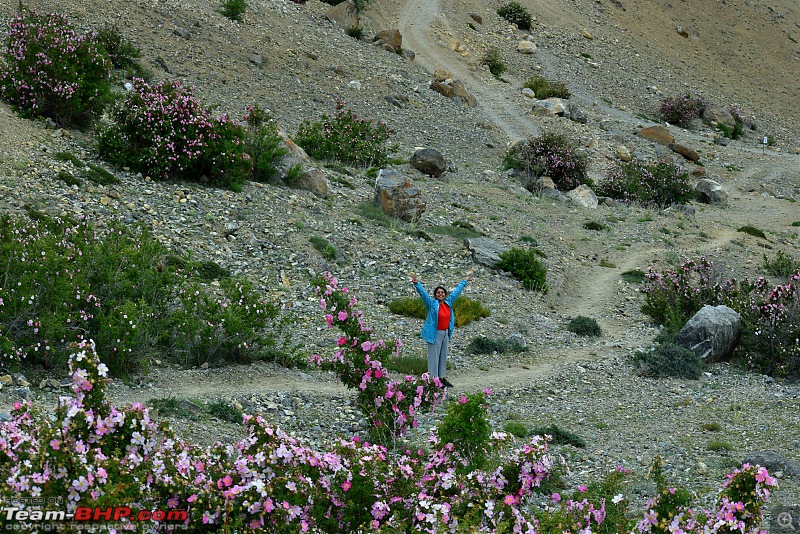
397, 0, 539, 143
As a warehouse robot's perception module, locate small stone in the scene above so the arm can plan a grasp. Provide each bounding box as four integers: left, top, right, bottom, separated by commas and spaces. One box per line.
200, 362, 209, 369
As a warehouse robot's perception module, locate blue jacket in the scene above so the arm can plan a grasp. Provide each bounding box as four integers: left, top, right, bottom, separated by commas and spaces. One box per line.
415, 280, 468, 344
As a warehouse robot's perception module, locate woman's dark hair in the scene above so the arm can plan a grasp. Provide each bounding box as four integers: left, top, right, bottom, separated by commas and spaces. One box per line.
434, 286, 447, 297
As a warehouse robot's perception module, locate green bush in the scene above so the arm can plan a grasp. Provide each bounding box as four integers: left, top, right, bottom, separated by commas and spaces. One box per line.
496, 248, 547, 292
621, 269, 647, 283
595, 159, 695, 208
530, 423, 586, 448
522, 75, 571, 99
583, 221, 606, 231
738, 225, 766, 239
426, 223, 482, 239
345, 26, 364, 40
504, 421, 528, 438
388, 296, 490, 327
207, 400, 244, 424
242, 105, 286, 183
385, 355, 427, 375
437, 391, 493, 471
503, 132, 589, 191
632, 343, 704, 379
295, 100, 393, 166
0, 213, 293, 376
95, 25, 150, 80
567, 316, 602, 337
96, 79, 252, 190
221, 0, 247, 21
309, 236, 338, 262
0, 9, 113, 126
481, 48, 506, 78
497, 1, 533, 30
467, 335, 525, 354
467, 336, 506, 354
763, 250, 800, 278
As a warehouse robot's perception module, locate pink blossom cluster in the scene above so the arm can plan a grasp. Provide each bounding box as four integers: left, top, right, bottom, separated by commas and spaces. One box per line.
313, 271, 445, 444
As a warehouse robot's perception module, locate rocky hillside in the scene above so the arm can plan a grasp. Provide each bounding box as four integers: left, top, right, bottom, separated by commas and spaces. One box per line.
1, 0, 799, 526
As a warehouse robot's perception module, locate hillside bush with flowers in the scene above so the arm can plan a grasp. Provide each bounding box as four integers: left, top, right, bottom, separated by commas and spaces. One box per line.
294, 99, 394, 166
0, 8, 113, 126
595, 158, 695, 208
658, 93, 706, 128
0, 336, 779, 533
503, 132, 590, 191
96, 78, 257, 190
0, 212, 291, 376
642, 256, 800, 377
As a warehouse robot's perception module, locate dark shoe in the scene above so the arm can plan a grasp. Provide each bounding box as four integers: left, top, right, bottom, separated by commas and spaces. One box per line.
441, 378, 453, 388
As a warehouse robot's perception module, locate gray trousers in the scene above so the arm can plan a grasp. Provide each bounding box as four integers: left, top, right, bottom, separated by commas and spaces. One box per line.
427, 329, 449, 378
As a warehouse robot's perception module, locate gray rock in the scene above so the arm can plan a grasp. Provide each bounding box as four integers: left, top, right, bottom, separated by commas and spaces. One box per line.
517, 41, 537, 54
695, 178, 728, 205
532, 98, 567, 117
288, 168, 330, 199
373, 168, 426, 222
568, 102, 588, 124
410, 148, 446, 177
173, 26, 191, 39
505, 333, 527, 351
566, 184, 598, 209
702, 104, 736, 127
465, 237, 509, 267
743, 450, 800, 477
675, 305, 742, 361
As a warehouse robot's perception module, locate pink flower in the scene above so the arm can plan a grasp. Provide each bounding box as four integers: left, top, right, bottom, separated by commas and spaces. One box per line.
504, 495, 517, 505
459, 396, 468, 404
374, 369, 383, 379
341, 480, 352, 491
484, 388, 492, 395
50, 439, 61, 450
337, 311, 348, 321
337, 336, 347, 346
578, 485, 587, 492
551, 493, 561, 503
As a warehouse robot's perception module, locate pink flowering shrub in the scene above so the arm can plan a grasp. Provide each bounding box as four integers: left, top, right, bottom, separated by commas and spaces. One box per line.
636, 457, 777, 534
313, 271, 444, 445
595, 158, 695, 208
96, 78, 253, 190
0, 9, 112, 126
658, 93, 706, 128
0, 340, 778, 533
642, 257, 800, 377
503, 132, 590, 191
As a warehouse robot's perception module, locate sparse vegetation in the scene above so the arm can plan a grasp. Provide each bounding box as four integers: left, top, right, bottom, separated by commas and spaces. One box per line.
621, 269, 647, 283
763, 250, 800, 278
522, 75, 571, 99
496, 248, 548, 292
426, 222, 482, 239
583, 221, 607, 231
221, 0, 247, 21
530, 423, 586, 448
388, 296, 490, 327
309, 236, 338, 261
567, 316, 602, 337
632, 343, 704, 379
504, 421, 528, 438
738, 225, 766, 239
497, 1, 533, 30
481, 48, 506, 78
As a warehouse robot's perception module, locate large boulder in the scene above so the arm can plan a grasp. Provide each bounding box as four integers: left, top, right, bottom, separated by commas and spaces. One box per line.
669, 142, 700, 163
675, 305, 742, 361
326, 1, 358, 30
695, 178, 728, 204
532, 98, 567, 117
430, 77, 477, 107
702, 104, 736, 127
465, 237, 509, 267
638, 125, 674, 145
566, 184, 598, 209
373, 29, 402, 53
410, 148, 446, 177
373, 168, 426, 222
